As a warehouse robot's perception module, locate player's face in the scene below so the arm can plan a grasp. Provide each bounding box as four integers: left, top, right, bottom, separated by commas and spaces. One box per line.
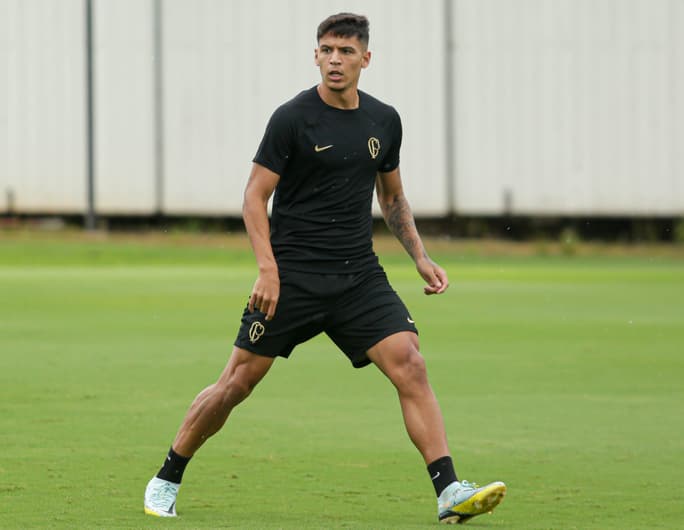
315, 33, 370, 93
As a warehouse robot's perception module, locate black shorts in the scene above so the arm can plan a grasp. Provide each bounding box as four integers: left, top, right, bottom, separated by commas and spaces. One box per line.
234, 266, 418, 368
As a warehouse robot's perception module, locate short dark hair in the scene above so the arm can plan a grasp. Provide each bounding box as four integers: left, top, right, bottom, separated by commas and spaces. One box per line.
317, 13, 369, 47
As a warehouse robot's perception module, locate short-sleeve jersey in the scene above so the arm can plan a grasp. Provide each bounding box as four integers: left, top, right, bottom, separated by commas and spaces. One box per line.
253, 86, 402, 273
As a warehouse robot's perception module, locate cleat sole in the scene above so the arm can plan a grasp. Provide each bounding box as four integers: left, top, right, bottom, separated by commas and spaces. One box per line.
144, 506, 176, 518
439, 482, 507, 524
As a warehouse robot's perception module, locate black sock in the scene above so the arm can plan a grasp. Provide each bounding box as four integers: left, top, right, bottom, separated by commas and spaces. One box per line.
427, 456, 458, 497
156, 447, 191, 484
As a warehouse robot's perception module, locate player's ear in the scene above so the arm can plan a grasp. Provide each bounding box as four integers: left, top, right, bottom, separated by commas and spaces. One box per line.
361, 50, 371, 69
314, 48, 320, 66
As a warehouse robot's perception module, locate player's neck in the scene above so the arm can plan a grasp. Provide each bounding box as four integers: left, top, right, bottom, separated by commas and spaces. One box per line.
317, 84, 359, 110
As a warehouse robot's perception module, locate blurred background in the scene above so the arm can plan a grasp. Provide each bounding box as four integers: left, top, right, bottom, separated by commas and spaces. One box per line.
1, 0, 683, 240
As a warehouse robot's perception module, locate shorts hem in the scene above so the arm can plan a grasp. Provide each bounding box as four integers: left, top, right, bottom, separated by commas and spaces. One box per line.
233, 341, 292, 360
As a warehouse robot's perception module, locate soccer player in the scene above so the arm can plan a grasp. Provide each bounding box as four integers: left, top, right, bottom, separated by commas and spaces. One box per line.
144, 13, 506, 524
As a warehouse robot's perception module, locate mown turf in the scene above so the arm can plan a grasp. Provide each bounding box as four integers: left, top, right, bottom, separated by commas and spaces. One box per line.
1, 232, 682, 529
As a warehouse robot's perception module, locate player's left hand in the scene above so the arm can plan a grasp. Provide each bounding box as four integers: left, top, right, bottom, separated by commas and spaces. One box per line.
416, 257, 449, 295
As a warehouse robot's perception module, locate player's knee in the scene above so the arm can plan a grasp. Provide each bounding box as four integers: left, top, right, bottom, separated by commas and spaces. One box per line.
393, 347, 428, 390
405, 349, 428, 381
216, 375, 254, 406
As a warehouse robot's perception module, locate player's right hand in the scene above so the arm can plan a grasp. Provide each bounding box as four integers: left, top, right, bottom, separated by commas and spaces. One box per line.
416, 256, 449, 295
248, 268, 280, 321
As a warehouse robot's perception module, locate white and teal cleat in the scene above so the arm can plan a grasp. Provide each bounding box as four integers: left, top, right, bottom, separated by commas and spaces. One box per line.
438, 480, 506, 524
144, 476, 180, 517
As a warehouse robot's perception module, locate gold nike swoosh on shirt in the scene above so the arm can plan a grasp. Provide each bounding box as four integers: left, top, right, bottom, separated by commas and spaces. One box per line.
314, 144, 333, 152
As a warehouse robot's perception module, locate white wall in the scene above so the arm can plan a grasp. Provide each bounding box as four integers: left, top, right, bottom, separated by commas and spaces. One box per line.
2, 0, 86, 213
94, 0, 157, 214
451, 0, 684, 216
2, 0, 683, 217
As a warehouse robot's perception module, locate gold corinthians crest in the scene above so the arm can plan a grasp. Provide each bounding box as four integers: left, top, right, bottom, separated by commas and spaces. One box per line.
368, 137, 380, 159
249, 321, 265, 344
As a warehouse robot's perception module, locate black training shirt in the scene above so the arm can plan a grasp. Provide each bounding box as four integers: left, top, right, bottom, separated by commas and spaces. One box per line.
253, 86, 402, 273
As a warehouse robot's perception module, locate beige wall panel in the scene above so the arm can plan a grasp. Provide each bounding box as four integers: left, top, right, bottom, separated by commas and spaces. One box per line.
2, 0, 86, 213
451, 0, 684, 215
93, 0, 156, 214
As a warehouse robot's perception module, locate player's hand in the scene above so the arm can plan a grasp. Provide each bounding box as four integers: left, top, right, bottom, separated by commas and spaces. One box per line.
248, 268, 280, 320
416, 257, 449, 295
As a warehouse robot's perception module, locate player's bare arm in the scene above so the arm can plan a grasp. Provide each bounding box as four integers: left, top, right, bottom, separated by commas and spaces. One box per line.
376, 168, 449, 295
243, 162, 281, 320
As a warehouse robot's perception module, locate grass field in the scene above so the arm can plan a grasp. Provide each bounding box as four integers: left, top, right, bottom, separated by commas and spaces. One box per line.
1, 231, 683, 529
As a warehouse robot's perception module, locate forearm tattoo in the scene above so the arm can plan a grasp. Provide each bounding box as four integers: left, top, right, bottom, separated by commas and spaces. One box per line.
384, 194, 426, 261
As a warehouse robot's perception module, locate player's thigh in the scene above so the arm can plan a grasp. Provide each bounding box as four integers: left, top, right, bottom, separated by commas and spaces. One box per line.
216, 346, 276, 389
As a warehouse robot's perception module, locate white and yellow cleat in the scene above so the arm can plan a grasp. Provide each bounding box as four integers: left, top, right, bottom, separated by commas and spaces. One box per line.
144, 476, 180, 517
438, 480, 506, 524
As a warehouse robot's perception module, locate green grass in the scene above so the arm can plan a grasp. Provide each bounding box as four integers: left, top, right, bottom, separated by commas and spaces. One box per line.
1, 232, 683, 528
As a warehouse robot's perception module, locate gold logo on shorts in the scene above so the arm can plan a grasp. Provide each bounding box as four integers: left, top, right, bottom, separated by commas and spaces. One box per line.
368, 137, 380, 159
249, 321, 265, 344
